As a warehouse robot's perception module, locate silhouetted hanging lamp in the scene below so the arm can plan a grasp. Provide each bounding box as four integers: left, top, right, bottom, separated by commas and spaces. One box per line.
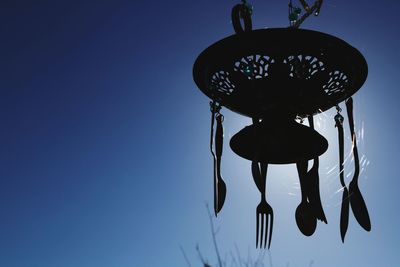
193, 0, 370, 249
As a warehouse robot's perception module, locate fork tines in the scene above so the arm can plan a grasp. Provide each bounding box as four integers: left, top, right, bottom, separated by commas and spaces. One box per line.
256, 209, 273, 249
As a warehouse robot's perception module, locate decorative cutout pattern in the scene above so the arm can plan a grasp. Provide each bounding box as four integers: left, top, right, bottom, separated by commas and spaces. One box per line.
234, 55, 275, 80
210, 71, 235, 95
323, 71, 349, 96
209, 55, 349, 99
283, 55, 325, 79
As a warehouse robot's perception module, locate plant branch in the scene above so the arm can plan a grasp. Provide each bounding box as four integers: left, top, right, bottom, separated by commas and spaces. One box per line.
206, 203, 224, 267
179, 245, 192, 267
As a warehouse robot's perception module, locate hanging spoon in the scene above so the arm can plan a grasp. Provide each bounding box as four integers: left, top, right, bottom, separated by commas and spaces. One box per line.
296, 161, 317, 236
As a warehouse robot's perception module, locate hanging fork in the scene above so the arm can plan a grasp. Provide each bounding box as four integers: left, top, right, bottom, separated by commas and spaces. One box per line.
252, 161, 274, 249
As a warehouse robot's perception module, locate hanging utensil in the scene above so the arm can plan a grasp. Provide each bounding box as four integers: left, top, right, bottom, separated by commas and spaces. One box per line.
252, 161, 263, 193
306, 157, 327, 223
296, 160, 317, 236
215, 113, 227, 215
210, 102, 226, 216
306, 116, 327, 224
251, 118, 263, 193
253, 161, 273, 249
346, 97, 371, 232
209, 103, 218, 216
335, 108, 349, 242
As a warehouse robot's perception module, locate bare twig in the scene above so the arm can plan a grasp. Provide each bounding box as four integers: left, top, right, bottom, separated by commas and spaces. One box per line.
234, 243, 243, 267
215, 225, 222, 235
206, 203, 224, 267
267, 251, 274, 267
254, 250, 265, 267
224, 252, 229, 267
196, 243, 209, 266
246, 246, 252, 267
186, 204, 312, 267
179, 245, 192, 267
230, 251, 238, 267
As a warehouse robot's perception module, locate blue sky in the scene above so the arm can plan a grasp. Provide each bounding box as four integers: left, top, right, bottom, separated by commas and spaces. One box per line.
0, 0, 399, 266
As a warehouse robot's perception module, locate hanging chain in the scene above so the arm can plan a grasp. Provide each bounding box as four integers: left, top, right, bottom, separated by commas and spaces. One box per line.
210, 101, 221, 116
334, 104, 344, 127
210, 101, 224, 126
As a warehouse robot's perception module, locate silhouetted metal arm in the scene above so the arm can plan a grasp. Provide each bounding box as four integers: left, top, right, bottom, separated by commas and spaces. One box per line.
292, 0, 323, 28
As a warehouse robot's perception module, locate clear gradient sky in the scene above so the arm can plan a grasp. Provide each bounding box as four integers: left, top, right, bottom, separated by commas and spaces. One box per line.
0, 0, 399, 266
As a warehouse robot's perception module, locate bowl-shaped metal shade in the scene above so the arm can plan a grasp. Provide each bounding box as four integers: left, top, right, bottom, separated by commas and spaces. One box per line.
193, 28, 368, 118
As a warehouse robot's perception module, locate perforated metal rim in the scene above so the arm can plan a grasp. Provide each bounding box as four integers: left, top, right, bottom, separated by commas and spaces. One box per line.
193, 28, 368, 118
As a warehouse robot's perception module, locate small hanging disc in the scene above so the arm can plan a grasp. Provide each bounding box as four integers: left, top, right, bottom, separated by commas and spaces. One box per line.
230, 120, 328, 164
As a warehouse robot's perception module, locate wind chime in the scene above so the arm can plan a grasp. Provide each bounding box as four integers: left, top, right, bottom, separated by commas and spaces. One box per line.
193, 0, 371, 249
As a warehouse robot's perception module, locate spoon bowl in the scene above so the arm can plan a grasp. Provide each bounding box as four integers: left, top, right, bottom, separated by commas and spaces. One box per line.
296, 202, 317, 236
349, 180, 371, 231
216, 174, 227, 213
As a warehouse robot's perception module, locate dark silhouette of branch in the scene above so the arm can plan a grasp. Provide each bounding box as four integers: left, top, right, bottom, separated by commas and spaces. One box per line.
206, 203, 224, 267
230, 251, 238, 267
182, 204, 315, 267
234, 243, 244, 267
180, 245, 192, 267
196, 243, 210, 266
267, 251, 273, 267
